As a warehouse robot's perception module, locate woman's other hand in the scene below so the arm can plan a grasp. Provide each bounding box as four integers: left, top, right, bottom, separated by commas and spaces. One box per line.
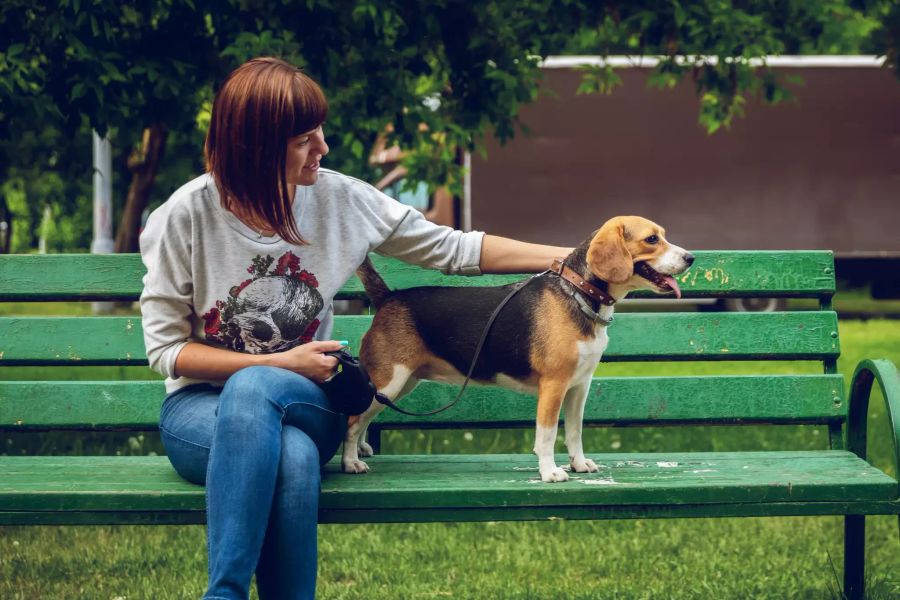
270, 340, 343, 382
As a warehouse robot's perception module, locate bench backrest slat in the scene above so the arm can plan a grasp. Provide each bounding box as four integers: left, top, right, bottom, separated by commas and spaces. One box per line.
0, 251, 835, 301
0, 374, 846, 430
0, 311, 839, 365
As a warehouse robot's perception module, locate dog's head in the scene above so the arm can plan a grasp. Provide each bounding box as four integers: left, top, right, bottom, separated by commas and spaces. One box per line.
586, 216, 694, 297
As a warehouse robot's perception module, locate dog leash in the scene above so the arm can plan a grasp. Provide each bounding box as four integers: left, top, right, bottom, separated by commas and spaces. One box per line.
373, 270, 550, 417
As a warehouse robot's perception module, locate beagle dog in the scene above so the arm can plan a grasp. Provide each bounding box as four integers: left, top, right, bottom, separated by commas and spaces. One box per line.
343, 216, 694, 482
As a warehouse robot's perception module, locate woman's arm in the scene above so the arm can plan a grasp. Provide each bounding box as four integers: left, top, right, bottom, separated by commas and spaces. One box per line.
362, 180, 571, 276
174, 340, 343, 383
479, 234, 573, 274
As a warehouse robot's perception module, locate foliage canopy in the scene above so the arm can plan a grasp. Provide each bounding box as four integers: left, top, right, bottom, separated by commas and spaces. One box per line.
0, 1, 896, 252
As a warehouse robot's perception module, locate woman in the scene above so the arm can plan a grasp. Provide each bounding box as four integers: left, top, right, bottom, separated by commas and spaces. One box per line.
140, 56, 572, 599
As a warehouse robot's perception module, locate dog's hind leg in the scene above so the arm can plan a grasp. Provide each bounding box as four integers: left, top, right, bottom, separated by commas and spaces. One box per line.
563, 380, 599, 473
356, 375, 418, 457
357, 429, 375, 457
341, 364, 415, 474
341, 404, 384, 474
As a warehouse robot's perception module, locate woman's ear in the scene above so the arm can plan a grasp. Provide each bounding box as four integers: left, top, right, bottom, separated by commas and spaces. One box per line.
587, 219, 633, 283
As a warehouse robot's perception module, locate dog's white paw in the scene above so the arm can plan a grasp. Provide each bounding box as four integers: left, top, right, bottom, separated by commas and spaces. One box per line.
540, 466, 569, 483
342, 459, 370, 474
570, 458, 600, 473
358, 440, 374, 457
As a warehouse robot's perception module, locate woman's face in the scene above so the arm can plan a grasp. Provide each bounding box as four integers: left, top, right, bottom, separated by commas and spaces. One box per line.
286, 125, 329, 186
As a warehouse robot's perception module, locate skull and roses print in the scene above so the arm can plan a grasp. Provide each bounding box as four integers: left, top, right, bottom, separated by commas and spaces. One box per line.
140, 169, 485, 395
202, 251, 323, 353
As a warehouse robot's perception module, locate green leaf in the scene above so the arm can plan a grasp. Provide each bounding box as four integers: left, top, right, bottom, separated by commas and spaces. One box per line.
101, 61, 128, 83
350, 139, 364, 159
71, 82, 87, 101
576, 65, 623, 96
647, 69, 680, 90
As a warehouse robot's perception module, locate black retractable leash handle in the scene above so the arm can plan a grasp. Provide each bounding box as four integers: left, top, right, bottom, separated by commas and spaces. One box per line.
320, 270, 547, 417
317, 350, 381, 416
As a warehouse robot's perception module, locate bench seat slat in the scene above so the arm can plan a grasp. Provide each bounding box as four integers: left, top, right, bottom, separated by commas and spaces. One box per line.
0, 375, 846, 430
0, 311, 840, 365
0, 251, 836, 301
0, 452, 893, 522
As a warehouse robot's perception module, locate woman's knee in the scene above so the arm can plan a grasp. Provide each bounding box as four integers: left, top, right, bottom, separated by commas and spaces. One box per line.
223, 366, 324, 405
218, 366, 303, 420
222, 365, 289, 399
216, 366, 343, 461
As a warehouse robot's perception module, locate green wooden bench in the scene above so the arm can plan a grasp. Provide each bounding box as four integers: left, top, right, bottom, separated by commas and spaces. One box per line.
1, 250, 898, 599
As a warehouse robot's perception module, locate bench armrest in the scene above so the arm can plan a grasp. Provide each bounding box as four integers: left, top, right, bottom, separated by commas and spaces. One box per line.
848, 359, 900, 478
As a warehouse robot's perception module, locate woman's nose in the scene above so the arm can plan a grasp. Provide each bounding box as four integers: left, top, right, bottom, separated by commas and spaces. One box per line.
317, 137, 329, 158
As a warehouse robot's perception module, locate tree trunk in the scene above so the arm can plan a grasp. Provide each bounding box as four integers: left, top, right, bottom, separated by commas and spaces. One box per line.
114, 123, 168, 253
0, 191, 10, 254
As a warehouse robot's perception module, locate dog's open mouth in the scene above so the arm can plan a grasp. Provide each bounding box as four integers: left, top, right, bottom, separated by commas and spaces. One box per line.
634, 262, 682, 299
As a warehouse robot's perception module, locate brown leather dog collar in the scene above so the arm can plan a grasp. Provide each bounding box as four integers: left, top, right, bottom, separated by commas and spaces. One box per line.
550, 259, 616, 307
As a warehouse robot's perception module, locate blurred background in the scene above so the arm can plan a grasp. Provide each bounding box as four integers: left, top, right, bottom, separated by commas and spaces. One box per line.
1, 1, 897, 313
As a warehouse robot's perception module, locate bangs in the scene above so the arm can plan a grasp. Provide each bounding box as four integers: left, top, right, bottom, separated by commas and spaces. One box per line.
288, 73, 328, 137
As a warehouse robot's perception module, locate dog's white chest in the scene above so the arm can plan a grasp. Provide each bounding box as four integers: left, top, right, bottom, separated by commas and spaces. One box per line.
574, 328, 609, 379
578, 328, 609, 358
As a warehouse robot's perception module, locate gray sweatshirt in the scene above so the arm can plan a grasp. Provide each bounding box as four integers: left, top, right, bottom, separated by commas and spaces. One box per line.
140, 169, 485, 394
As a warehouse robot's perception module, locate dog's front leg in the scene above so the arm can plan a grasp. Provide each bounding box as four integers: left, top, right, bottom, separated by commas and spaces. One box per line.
341, 367, 416, 474
354, 378, 412, 457
563, 380, 599, 474
534, 377, 570, 482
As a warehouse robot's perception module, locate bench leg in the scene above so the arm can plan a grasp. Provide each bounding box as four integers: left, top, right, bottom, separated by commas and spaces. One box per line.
844, 514, 865, 600
368, 425, 382, 455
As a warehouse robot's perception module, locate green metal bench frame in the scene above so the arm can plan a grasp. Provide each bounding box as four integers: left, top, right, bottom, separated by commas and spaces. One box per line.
1, 251, 898, 600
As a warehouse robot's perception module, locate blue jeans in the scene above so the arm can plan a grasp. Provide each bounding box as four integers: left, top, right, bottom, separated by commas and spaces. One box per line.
159, 366, 346, 600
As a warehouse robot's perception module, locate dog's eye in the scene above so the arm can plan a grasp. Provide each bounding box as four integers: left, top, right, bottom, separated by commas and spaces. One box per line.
644, 235, 659, 244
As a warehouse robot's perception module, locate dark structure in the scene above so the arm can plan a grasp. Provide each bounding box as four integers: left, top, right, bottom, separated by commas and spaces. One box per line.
470, 58, 899, 296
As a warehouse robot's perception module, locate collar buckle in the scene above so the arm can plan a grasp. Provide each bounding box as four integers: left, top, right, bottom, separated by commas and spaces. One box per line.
550, 259, 616, 307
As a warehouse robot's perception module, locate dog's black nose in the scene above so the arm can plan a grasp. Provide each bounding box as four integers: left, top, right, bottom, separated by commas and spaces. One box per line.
685, 253, 695, 266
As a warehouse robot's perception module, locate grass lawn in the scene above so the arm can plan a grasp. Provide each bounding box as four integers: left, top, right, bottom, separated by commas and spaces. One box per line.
2, 318, 899, 599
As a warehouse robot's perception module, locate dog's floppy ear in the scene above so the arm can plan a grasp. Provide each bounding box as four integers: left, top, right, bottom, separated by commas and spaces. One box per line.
587, 219, 633, 283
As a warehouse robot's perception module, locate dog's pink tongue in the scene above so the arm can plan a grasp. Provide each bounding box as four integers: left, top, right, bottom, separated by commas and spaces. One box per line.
663, 275, 682, 299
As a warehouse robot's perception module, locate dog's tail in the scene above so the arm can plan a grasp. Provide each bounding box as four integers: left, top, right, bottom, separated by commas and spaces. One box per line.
356, 256, 391, 308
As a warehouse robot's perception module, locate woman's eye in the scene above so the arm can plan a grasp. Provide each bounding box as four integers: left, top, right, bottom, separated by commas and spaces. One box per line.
298, 138, 310, 146
645, 235, 659, 244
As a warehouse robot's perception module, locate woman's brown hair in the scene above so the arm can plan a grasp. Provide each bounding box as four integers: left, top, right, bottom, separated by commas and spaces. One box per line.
205, 57, 328, 245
